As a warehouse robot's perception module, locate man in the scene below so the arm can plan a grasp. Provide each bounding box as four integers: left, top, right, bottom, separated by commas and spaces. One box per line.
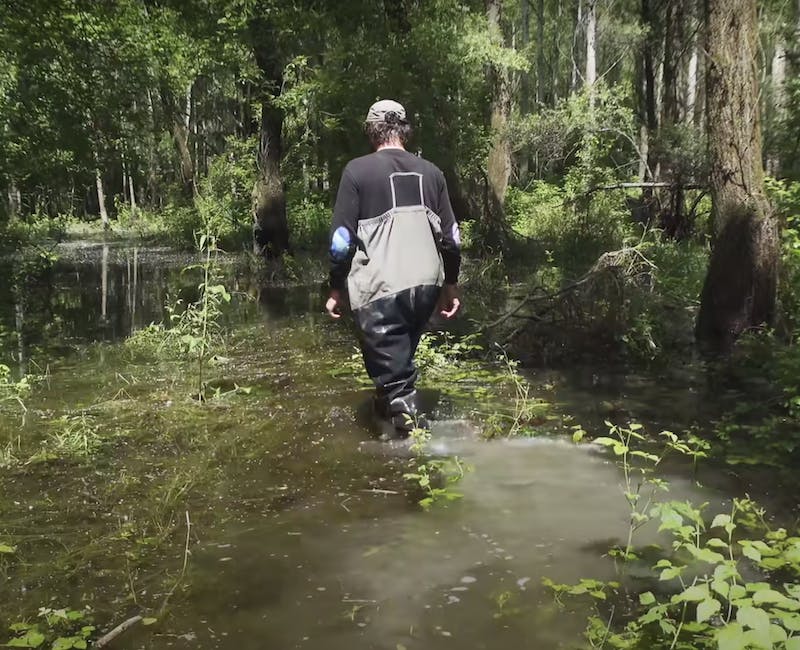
325, 99, 462, 434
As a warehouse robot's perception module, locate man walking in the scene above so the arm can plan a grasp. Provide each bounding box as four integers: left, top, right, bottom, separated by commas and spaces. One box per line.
326, 99, 462, 434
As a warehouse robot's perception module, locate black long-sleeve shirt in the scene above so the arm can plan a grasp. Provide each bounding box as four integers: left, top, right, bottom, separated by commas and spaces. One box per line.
329, 148, 461, 291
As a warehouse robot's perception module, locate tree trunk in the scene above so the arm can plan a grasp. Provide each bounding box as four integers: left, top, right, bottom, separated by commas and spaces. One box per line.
686, 37, 699, 125
95, 168, 109, 229
7, 179, 21, 218
519, 0, 531, 182
638, 0, 660, 217
174, 83, 196, 199
696, 0, 778, 350
536, 0, 545, 106
766, 40, 786, 176
485, 0, 512, 247
128, 167, 138, 218
571, 0, 583, 93
250, 22, 289, 258
585, 0, 596, 96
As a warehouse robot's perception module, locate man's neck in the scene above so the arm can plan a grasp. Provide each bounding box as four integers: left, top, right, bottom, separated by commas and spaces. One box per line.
376, 141, 405, 152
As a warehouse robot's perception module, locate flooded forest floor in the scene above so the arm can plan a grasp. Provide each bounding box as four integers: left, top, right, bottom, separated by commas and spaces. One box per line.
0, 242, 798, 650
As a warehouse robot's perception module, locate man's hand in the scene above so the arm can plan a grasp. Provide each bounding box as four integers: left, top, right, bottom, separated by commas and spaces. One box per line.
326, 289, 343, 319
437, 283, 461, 319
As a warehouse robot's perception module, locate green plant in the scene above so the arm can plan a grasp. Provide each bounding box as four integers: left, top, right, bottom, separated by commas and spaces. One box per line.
403, 419, 465, 510
123, 229, 231, 400
584, 422, 708, 561
4, 607, 95, 649
547, 424, 800, 650
169, 230, 231, 400
0, 363, 31, 425
47, 414, 101, 457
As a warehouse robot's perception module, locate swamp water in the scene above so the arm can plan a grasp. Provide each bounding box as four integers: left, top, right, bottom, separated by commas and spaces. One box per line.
0, 243, 768, 649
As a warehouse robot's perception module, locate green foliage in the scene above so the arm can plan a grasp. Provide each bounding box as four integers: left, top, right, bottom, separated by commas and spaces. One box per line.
481, 346, 552, 438
403, 420, 465, 510
286, 196, 329, 252
0, 363, 31, 424
124, 230, 231, 401
46, 414, 101, 458
194, 137, 258, 251
550, 423, 800, 650
4, 608, 94, 650
766, 178, 800, 334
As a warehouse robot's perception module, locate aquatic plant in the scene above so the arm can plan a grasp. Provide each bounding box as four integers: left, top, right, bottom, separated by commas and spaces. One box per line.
3, 607, 95, 650
548, 422, 800, 650
0, 363, 31, 425
124, 229, 231, 400
403, 419, 466, 510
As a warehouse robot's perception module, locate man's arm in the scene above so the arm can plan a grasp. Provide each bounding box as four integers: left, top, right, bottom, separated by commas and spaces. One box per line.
327, 165, 359, 318
436, 171, 462, 318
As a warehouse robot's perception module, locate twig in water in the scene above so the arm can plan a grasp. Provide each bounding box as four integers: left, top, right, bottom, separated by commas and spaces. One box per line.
158, 510, 192, 616
95, 615, 143, 648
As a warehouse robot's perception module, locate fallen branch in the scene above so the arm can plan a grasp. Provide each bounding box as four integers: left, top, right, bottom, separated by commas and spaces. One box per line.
485, 245, 655, 330
95, 615, 143, 648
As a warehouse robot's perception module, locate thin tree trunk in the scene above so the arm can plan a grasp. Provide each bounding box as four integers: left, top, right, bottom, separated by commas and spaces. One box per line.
686, 39, 698, 124
536, 0, 545, 105
585, 0, 597, 95
696, 0, 778, 350
519, 0, 531, 182
95, 168, 109, 229
7, 179, 21, 218
128, 168, 137, 218
766, 41, 786, 176
572, 0, 583, 93
485, 0, 512, 247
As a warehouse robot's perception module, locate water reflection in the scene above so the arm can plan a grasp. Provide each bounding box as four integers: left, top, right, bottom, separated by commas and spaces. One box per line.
0, 242, 323, 360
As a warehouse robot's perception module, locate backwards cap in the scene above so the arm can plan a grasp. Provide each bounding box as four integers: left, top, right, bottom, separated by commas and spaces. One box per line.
365, 99, 407, 124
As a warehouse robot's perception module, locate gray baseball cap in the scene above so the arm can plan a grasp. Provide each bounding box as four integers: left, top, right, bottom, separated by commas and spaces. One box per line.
365, 99, 407, 123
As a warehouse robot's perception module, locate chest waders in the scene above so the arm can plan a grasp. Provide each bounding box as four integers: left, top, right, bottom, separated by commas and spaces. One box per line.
347, 172, 444, 429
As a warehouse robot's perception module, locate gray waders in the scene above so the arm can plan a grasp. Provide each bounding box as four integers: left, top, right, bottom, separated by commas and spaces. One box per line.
347, 172, 444, 431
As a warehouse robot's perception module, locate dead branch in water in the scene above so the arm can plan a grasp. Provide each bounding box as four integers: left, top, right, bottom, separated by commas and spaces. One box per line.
95, 615, 143, 648
485, 245, 657, 331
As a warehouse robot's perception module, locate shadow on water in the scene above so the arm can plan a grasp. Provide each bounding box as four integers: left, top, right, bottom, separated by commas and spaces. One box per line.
0, 242, 789, 649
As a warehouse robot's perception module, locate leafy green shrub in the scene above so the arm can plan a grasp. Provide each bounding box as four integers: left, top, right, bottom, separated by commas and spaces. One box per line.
195, 137, 256, 251
287, 196, 329, 252
766, 178, 800, 335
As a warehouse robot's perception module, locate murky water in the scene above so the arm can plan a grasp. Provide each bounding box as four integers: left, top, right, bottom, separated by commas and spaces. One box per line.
0, 243, 765, 649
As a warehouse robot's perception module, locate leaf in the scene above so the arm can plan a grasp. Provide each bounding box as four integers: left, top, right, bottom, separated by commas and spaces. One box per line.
6, 630, 46, 647
142, 618, 157, 626
0, 543, 16, 553
741, 544, 762, 563
711, 580, 730, 598
715, 622, 746, 650
677, 584, 710, 603
660, 566, 683, 581
786, 638, 800, 650
711, 514, 732, 529
707, 538, 729, 549
639, 591, 656, 605
753, 589, 788, 605
698, 598, 722, 623
736, 606, 771, 640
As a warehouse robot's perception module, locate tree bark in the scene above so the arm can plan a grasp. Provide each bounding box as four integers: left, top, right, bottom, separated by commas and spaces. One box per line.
250, 19, 289, 258
7, 179, 21, 218
485, 0, 512, 247
585, 0, 597, 97
535, 0, 545, 106
766, 41, 786, 176
696, 0, 778, 350
95, 168, 109, 229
